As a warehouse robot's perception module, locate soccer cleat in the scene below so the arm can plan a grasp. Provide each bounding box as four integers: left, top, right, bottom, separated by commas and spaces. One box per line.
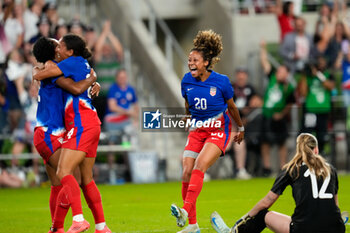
210, 211, 230, 233
342, 211, 349, 224
95, 225, 112, 233
66, 220, 90, 233
171, 204, 188, 227
177, 223, 200, 233
48, 227, 65, 233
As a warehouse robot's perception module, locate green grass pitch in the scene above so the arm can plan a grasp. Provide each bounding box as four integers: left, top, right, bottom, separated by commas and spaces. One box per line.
0, 176, 349, 233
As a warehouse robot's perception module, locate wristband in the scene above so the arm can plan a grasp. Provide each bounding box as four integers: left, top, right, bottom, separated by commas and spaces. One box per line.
238, 126, 245, 132
316, 71, 326, 82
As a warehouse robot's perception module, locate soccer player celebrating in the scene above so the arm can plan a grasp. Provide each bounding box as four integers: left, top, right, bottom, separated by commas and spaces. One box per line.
33, 34, 111, 233
32, 37, 99, 232
211, 133, 346, 233
170, 30, 244, 233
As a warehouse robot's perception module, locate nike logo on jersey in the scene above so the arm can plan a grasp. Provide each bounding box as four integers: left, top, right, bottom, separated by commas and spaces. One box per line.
187, 88, 194, 91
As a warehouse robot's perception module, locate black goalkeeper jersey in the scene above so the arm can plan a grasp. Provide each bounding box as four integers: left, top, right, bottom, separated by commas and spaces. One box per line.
271, 164, 344, 232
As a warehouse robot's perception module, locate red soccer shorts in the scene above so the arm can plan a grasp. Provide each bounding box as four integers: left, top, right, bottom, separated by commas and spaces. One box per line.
184, 113, 232, 155
33, 128, 64, 164
62, 126, 100, 158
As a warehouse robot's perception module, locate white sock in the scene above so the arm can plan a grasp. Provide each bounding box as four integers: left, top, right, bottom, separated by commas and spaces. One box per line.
95, 222, 106, 230
188, 223, 199, 228
73, 214, 84, 222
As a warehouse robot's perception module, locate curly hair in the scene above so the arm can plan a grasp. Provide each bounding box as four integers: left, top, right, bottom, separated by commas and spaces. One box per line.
192, 29, 223, 69
32, 37, 56, 63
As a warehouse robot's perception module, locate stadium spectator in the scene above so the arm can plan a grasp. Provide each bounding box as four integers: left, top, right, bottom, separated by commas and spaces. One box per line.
93, 20, 124, 122
11, 76, 40, 187
23, 1, 42, 42
1, 1, 24, 49
226, 67, 254, 179
42, 2, 61, 36
68, 18, 85, 37
29, 15, 52, 44
104, 68, 139, 184
84, 25, 97, 67
94, 20, 124, 91
324, 20, 350, 68
280, 16, 312, 74
260, 40, 295, 177
272, 0, 295, 42
243, 94, 264, 176
310, 14, 337, 67
315, 2, 338, 37
335, 47, 350, 108
104, 69, 138, 139
299, 56, 335, 156
170, 30, 244, 233
54, 23, 68, 40
211, 133, 346, 233
5, 48, 30, 134
0, 161, 24, 188
0, 69, 7, 151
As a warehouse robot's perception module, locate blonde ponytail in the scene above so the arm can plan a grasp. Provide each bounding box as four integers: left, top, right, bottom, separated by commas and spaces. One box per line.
283, 133, 330, 180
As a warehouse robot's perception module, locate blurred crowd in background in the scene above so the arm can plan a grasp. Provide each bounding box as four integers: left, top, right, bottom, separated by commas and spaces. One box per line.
1, 0, 350, 188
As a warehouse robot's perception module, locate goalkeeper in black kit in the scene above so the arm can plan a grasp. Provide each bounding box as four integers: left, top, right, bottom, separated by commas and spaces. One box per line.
210, 133, 347, 233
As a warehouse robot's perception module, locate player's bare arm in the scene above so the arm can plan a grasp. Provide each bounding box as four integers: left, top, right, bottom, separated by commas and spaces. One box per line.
55, 69, 97, 95
33, 61, 63, 81
227, 98, 244, 144
248, 191, 279, 217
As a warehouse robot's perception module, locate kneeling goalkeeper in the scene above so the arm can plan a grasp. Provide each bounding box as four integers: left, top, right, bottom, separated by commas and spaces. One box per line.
210, 133, 346, 233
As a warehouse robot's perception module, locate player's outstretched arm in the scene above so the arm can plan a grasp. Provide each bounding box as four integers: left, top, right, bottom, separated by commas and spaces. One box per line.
33, 61, 63, 81
248, 191, 279, 217
55, 69, 97, 95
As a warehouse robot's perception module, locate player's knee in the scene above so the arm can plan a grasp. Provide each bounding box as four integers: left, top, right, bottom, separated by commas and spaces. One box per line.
182, 166, 193, 181
193, 164, 207, 173
182, 171, 191, 182
56, 167, 71, 180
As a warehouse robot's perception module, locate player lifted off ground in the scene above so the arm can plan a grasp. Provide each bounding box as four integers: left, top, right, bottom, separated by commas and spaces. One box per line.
170, 29, 244, 233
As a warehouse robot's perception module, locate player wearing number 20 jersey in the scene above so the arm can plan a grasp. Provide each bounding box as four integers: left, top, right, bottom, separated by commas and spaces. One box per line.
171, 30, 244, 233
56, 56, 101, 157
181, 70, 233, 154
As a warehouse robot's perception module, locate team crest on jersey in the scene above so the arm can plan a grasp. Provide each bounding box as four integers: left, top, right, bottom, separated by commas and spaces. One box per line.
210, 86, 217, 96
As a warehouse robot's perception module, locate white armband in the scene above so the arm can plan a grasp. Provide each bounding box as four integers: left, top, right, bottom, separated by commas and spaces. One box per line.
316, 71, 326, 82
238, 126, 245, 132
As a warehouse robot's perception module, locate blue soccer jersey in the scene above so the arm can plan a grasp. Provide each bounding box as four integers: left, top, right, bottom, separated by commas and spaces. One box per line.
36, 61, 65, 136
181, 71, 234, 121
57, 56, 101, 130
106, 84, 137, 114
